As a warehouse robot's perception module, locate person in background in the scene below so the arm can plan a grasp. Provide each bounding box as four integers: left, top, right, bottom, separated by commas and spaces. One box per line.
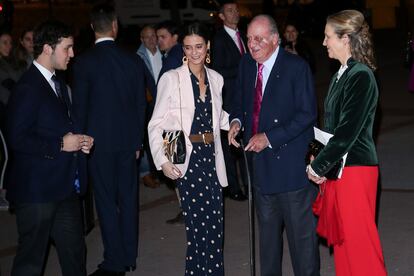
136, 24, 162, 189
72, 4, 146, 276
228, 15, 320, 276
155, 20, 185, 224
0, 30, 24, 211
14, 27, 34, 70
282, 22, 316, 73
211, 0, 247, 201
0, 30, 24, 112
5, 20, 93, 276
137, 25, 162, 88
148, 22, 229, 276
156, 20, 183, 81
307, 10, 387, 276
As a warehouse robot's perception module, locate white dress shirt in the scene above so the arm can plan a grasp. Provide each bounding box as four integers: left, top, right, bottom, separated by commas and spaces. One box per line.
223, 25, 246, 53
147, 47, 162, 82
33, 60, 58, 97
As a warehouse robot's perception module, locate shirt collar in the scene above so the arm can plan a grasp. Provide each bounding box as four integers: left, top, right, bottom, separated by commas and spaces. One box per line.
337, 64, 348, 80
33, 60, 55, 82
146, 46, 160, 57
261, 46, 279, 71
95, 37, 115, 44
223, 25, 238, 37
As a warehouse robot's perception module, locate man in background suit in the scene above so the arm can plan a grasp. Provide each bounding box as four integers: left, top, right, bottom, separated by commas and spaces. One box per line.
211, 0, 247, 201
156, 20, 183, 81
136, 25, 162, 189
228, 15, 320, 275
5, 20, 93, 276
72, 5, 146, 276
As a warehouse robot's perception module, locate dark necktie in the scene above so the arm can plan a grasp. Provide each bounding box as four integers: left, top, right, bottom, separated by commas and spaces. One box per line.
236, 31, 245, 55
51, 75, 70, 119
52, 75, 79, 192
252, 63, 263, 136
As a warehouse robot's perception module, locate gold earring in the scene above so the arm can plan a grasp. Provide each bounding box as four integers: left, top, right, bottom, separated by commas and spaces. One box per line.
205, 53, 211, 64
182, 56, 188, 64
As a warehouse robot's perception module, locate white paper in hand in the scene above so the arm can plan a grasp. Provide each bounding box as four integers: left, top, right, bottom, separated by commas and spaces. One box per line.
313, 127, 348, 178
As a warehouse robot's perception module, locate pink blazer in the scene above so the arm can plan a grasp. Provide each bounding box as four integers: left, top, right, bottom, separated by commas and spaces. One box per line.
148, 65, 229, 187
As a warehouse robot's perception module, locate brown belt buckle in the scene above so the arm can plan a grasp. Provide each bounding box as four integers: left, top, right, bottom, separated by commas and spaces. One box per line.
202, 133, 206, 144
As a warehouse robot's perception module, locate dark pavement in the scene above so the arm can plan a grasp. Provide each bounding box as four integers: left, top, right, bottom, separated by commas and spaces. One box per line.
1, 29, 413, 276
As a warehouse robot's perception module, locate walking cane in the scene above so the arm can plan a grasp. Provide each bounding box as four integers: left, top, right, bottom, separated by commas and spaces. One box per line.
240, 139, 255, 276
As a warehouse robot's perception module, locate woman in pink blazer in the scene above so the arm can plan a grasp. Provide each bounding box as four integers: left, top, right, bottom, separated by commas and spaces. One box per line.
148, 22, 229, 275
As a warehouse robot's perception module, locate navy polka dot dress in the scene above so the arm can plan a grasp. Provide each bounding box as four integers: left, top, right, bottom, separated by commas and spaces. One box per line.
176, 69, 224, 276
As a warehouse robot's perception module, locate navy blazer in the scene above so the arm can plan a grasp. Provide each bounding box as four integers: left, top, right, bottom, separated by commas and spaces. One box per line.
158, 43, 183, 82
72, 40, 147, 153
5, 65, 87, 203
230, 48, 317, 194
211, 27, 247, 112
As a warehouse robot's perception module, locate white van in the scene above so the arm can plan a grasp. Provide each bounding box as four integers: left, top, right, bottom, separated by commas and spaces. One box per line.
115, 0, 219, 26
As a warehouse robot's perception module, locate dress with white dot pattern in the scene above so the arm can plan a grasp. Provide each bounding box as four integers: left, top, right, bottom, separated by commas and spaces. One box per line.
177, 70, 224, 276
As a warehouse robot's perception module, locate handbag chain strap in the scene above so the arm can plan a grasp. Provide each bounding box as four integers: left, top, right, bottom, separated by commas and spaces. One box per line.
177, 71, 183, 131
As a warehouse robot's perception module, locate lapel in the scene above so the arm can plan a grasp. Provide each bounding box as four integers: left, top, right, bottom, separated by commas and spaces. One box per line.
206, 67, 218, 130
222, 29, 242, 56
32, 66, 72, 120
176, 65, 194, 109
54, 74, 72, 119
246, 57, 258, 110
263, 48, 284, 101
176, 65, 194, 135
176, 65, 220, 131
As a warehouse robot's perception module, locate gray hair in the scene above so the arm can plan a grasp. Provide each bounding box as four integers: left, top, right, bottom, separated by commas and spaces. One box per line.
250, 14, 279, 35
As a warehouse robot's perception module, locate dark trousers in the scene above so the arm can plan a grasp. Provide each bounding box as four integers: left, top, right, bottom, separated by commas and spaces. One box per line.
254, 184, 320, 276
11, 194, 86, 276
89, 151, 138, 272
220, 130, 245, 195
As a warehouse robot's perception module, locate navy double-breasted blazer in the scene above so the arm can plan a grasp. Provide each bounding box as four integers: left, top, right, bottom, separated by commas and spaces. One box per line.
5, 65, 87, 203
230, 48, 317, 194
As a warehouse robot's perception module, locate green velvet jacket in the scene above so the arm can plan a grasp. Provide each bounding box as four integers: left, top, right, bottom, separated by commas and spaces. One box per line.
311, 58, 378, 176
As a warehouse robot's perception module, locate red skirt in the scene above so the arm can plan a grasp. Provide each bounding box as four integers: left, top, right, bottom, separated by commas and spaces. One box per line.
313, 166, 387, 276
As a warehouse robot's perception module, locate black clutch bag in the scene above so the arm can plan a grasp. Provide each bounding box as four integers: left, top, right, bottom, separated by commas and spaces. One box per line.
306, 139, 342, 180
162, 130, 186, 164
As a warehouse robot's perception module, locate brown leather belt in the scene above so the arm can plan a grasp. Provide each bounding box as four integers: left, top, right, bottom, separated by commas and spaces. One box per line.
189, 133, 214, 144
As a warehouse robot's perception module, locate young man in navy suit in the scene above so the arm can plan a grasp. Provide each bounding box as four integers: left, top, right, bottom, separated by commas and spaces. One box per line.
211, 0, 247, 201
5, 20, 94, 276
72, 4, 146, 276
229, 15, 320, 276
156, 20, 183, 82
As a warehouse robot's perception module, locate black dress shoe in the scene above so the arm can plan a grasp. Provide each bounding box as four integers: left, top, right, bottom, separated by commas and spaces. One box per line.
228, 192, 247, 201
89, 268, 125, 276
166, 210, 185, 225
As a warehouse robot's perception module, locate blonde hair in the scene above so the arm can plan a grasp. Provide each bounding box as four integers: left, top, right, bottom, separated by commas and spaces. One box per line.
327, 10, 376, 70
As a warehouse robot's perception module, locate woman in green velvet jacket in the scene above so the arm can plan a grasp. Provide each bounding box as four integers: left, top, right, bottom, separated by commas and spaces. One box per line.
307, 10, 387, 276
